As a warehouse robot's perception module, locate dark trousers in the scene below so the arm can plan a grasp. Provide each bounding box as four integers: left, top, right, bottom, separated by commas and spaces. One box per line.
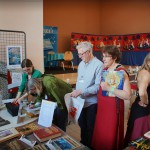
78, 104, 97, 149
53, 106, 68, 132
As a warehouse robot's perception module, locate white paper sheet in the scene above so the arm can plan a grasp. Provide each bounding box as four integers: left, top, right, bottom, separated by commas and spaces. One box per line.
38, 100, 57, 127
65, 93, 85, 124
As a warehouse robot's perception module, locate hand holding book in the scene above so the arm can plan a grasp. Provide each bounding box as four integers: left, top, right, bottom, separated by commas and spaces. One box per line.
101, 70, 124, 97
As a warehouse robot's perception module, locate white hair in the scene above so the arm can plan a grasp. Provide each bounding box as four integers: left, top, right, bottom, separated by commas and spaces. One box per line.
76, 41, 93, 52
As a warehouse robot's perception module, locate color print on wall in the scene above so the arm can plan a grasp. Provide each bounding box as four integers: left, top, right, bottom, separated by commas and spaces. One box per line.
6, 46, 22, 69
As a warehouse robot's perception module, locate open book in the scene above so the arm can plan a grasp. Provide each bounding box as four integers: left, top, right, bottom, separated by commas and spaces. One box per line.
101, 70, 124, 97
65, 93, 85, 124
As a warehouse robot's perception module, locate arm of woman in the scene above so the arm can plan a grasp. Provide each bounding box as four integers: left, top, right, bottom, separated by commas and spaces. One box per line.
137, 70, 149, 105
101, 71, 131, 100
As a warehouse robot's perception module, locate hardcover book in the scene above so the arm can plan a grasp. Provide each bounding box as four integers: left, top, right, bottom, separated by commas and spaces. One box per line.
101, 70, 124, 97
52, 135, 81, 150
15, 122, 42, 135
33, 126, 62, 142
0, 128, 20, 143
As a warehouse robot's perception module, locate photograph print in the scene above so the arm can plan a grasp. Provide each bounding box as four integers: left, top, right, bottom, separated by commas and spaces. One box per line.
6, 46, 22, 69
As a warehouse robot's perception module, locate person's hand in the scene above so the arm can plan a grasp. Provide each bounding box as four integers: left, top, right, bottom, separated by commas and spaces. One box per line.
138, 101, 147, 107
70, 90, 82, 98
101, 82, 111, 92
12, 97, 21, 104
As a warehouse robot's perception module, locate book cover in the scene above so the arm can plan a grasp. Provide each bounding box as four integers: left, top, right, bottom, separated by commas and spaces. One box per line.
15, 122, 42, 135
52, 135, 81, 150
4, 139, 30, 150
0, 128, 20, 143
129, 137, 150, 150
33, 126, 62, 142
101, 70, 124, 97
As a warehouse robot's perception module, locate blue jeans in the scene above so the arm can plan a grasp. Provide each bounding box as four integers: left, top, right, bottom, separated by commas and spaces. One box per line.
78, 104, 97, 149
53, 107, 68, 132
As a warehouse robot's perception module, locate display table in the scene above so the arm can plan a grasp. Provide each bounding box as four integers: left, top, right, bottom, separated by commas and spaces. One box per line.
0, 99, 38, 131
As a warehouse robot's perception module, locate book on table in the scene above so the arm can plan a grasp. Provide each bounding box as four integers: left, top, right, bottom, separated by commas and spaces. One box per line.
50, 135, 81, 150
15, 122, 42, 135
2, 139, 30, 150
33, 125, 62, 142
129, 136, 150, 150
101, 70, 124, 97
0, 128, 20, 143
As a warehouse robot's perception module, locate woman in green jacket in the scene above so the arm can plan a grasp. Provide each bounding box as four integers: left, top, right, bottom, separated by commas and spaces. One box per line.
26, 75, 72, 131
13, 59, 42, 104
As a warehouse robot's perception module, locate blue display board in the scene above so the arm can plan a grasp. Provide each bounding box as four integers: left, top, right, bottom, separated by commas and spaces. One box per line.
43, 26, 58, 67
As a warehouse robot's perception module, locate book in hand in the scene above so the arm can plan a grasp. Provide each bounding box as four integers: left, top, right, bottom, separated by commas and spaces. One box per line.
52, 135, 81, 150
33, 126, 62, 142
15, 122, 42, 135
144, 131, 150, 139
101, 70, 124, 97
0, 128, 20, 143
129, 137, 150, 150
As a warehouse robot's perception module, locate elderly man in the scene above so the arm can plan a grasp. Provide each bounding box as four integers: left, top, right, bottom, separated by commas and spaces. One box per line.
71, 41, 103, 149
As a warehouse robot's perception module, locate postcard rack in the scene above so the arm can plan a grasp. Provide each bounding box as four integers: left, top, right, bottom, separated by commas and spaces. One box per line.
0, 30, 26, 99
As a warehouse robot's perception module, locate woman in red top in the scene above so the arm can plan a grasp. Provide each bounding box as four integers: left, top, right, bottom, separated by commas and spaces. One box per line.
92, 45, 131, 150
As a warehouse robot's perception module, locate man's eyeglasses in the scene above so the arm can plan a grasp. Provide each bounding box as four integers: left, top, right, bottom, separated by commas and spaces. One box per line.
78, 50, 89, 57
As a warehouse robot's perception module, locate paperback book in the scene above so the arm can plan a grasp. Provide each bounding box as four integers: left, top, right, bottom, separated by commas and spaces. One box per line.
33, 126, 62, 142
15, 122, 42, 135
52, 135, 81, 150
3, 139, 30, 150
101, 70, 124, 97
0, 128, 20, 143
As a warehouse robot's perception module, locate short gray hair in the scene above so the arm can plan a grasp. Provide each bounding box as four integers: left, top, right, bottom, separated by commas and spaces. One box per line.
76, 41, 93, 52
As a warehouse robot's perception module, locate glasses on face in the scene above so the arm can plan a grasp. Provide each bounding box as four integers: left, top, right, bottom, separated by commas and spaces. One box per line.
78, 50, 89, 57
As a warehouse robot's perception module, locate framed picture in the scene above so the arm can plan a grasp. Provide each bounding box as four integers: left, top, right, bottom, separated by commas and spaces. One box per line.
6, 46, 22, 69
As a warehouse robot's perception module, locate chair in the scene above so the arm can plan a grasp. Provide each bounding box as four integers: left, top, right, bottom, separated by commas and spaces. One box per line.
61, 51, 74, 71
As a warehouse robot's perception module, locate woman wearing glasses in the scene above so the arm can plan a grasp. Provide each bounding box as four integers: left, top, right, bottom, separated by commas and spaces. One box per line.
13, 59, 42, 104
92, 45, 131, 150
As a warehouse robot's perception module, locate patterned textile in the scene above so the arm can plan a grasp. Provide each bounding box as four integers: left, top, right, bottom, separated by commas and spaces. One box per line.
71, 32, 150, 52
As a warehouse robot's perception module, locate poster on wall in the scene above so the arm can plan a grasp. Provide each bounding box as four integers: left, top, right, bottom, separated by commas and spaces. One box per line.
6, 46, 22, 69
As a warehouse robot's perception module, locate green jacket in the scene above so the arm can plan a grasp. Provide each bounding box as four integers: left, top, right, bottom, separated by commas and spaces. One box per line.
18, 69, 42, 93
40, 74, 72, 110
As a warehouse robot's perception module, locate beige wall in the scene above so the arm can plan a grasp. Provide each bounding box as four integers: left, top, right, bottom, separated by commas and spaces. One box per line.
44, 0, 102, 53
101, 0, 150, 35
0, 0, 44, 73
44, 0, 150, 52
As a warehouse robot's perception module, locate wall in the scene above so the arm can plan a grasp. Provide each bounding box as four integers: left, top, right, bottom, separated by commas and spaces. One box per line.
101, 0, 150, 35
44, 0, 102, 53
0, 0, 44, 73
44, 0, 150, 52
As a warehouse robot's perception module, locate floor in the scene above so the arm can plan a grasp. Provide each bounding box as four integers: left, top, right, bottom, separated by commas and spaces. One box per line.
66, 95, 136, 142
